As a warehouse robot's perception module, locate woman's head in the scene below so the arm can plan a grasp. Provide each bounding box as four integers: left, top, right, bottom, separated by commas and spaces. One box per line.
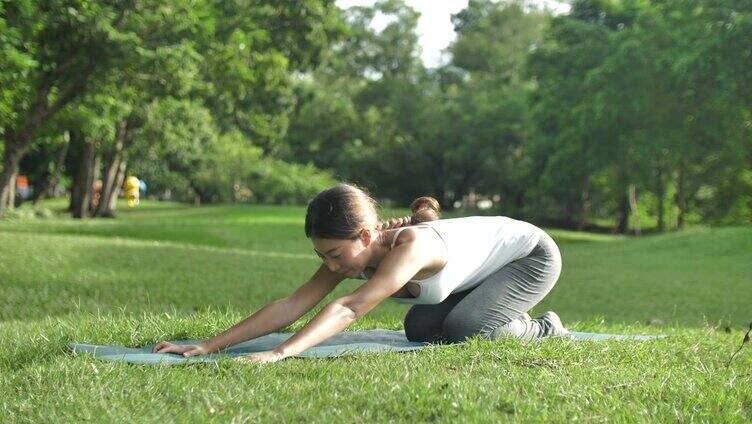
305, 183, 440, 276
304, 183, 378, 240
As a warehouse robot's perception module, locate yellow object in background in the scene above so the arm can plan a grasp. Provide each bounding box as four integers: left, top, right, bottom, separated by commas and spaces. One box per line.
124, 176, 141, 207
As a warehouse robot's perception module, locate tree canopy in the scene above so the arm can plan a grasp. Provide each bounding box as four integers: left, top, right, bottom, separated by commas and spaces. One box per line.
2, 0, 750, 231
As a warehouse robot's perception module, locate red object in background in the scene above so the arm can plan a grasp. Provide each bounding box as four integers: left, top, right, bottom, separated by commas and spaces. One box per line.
16, 175, 29, 189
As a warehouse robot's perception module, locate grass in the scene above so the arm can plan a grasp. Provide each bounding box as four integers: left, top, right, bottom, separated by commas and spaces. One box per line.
1, 200, 751, 422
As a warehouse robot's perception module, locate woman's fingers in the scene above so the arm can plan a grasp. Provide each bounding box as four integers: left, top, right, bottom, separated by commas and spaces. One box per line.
153, 342, 182, 354
158, 345, 175, 354
152, 342, 169, 353
151, 344, 205, 357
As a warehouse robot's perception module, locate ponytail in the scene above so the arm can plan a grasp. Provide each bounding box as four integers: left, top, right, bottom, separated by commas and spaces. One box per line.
410, 196, 441, 224
376, 196, 441, 230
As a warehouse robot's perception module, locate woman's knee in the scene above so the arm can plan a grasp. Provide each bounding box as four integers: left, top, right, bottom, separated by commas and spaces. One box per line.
404, 307, 440, 342
403, 309, 422, 341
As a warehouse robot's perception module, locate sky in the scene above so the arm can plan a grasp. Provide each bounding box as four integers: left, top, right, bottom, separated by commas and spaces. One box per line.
335, 0, 572, 68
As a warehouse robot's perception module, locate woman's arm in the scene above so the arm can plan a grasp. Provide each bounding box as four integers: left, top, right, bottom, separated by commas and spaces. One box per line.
269, 236, 429, 359
200, 264, 345, 353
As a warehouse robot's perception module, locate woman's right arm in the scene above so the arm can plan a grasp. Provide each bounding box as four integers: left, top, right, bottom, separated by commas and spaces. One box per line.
152, 264, 345, 356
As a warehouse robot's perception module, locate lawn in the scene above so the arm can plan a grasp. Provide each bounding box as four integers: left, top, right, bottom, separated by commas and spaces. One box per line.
1, 201, 750, 422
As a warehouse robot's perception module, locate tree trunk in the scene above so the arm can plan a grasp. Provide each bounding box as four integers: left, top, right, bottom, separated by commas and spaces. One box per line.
564, 199, 577, 229
676, 160, 687, 230
616, 185, 630, 234
2, 77, 85, 215
435, 185, 448, 210
1, 87, 52, 213
71, 140, 97, 219
32, 132, 70, 204
577, 176, 591, 231
655, 165, 665, 232
511, 190, 525, 218
8, 167, 19, 208
96, 153, 126, 217
628, 184, 641, 236
87, 153, 101, 214
95, 121, 129, 217
106, 158, 127, 214
0, 140, 28, 217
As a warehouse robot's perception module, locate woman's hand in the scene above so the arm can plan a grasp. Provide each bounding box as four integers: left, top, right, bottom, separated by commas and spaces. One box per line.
233, 350, 287, 364
151, 341, 210, 357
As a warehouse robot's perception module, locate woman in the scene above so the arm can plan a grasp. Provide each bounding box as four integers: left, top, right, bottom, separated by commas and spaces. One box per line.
152, 183, 570, 362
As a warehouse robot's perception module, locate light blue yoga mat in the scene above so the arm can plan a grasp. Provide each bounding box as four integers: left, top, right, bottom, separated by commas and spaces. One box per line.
69, 329, 665, 365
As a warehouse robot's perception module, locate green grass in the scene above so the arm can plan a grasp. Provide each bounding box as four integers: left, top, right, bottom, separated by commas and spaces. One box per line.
1, 200, 751, 422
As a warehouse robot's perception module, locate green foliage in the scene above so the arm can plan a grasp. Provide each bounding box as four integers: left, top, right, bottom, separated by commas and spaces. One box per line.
0, 1, 36, 131
131, 101, 335, 205
279, 80, 361, 169
4, 0, 750, 228
2, 0, 346, 216
524, 0, 752, 229
196, 130, 337, 204
198, 0, 345, 152
250, 159, 337, 204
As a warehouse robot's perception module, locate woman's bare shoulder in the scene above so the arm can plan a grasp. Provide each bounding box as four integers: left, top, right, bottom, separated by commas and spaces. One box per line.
389, 225, 447, 280
390, 225, 439, 250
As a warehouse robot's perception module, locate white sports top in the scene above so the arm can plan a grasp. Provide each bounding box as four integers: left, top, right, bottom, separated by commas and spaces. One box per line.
359, 216, 544, 305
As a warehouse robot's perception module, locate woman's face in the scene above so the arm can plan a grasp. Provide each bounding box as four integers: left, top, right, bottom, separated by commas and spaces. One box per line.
311, 231, 373, 278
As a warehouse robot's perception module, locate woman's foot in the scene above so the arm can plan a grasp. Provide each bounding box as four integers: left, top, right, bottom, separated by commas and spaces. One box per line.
537, 311, 572, 338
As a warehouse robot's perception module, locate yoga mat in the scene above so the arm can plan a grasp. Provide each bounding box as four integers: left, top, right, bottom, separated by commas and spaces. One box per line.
69, 329, 666, 365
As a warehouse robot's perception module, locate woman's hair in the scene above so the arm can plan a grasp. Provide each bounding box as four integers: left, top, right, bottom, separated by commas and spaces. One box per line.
304, 183, 441, 239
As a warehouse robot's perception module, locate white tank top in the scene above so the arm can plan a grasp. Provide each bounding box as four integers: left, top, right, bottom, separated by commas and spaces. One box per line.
360, 216, 544, 305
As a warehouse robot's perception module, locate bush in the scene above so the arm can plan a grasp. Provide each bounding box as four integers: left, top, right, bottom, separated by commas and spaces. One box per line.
250, 159, 336, 204
132, 128, 336, 205
2, 205, 55, 220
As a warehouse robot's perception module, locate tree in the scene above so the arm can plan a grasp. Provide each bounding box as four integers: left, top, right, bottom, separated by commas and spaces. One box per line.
448, 0, 548, 214
0, 0, 214, 216
1, 0, 344, 217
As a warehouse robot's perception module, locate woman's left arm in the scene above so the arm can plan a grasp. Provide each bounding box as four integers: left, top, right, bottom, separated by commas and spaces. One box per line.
237, 237, 428, 363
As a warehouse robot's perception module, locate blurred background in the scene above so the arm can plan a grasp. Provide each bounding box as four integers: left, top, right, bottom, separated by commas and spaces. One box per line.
1, 0, 750, 233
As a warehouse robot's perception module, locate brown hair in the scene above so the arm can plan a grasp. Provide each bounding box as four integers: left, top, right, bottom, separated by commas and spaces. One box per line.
304, 183, 440, 239
409, 196, 441, 225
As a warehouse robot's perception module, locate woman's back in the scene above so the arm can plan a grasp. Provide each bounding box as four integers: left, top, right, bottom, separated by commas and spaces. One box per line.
386, 216, 544, 304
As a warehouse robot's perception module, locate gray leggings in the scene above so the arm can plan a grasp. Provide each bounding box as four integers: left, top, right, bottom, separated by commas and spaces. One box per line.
404, 231, 562, 343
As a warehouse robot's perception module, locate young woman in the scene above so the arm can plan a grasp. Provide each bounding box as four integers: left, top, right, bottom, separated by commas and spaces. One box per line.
152, 183, 570, 362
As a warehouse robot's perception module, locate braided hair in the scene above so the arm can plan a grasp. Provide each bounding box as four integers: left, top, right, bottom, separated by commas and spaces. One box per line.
304, 183, 440, 239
